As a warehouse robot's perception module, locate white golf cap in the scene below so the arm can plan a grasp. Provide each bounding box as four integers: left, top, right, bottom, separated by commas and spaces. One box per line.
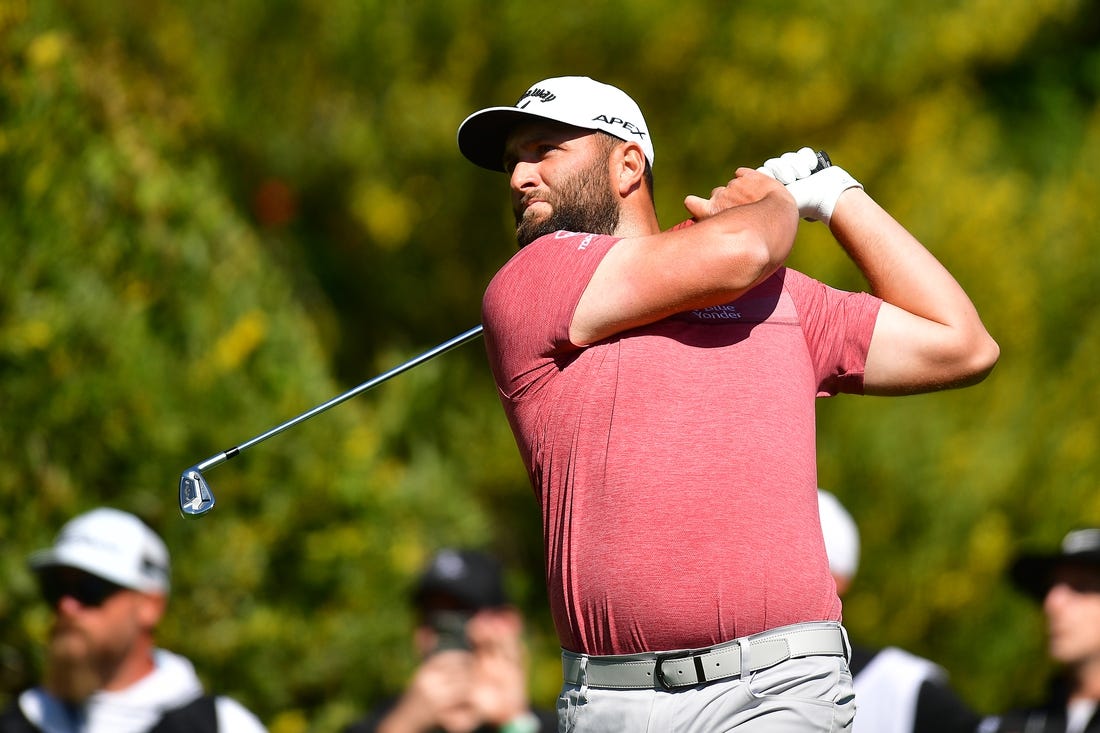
28, 508, 171, 594
457, 76, 654, 172
817, 489, 860, 581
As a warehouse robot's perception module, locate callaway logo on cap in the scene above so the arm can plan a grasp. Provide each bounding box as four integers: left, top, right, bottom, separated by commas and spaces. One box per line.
457, 76, 654, 172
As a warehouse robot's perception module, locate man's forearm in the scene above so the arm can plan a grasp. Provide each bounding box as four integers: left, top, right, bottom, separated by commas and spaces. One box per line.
830, 189, 975, 324
830, 188, 999, 393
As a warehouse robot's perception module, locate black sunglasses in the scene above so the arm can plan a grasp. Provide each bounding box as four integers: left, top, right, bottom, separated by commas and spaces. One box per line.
37, 568, 126, 608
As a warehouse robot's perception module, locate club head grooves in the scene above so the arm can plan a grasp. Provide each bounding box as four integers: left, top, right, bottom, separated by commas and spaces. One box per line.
179, 468, 216, 518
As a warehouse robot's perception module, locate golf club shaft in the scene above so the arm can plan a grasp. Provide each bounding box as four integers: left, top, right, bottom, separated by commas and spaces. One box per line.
193, 324, 484, 473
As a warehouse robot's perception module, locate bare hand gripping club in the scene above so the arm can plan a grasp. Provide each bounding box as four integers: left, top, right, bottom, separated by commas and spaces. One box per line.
178, 151, 831, 518
179, 325, 485, 517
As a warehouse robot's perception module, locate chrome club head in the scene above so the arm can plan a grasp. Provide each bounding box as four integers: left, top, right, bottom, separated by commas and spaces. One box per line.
179, 467, 216, 518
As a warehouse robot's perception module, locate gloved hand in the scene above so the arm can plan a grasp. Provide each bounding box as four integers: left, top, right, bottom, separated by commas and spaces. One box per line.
757, 147, 863, 225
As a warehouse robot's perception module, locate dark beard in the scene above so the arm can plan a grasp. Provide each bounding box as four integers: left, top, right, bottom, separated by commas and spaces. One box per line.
515, 159, 620, 247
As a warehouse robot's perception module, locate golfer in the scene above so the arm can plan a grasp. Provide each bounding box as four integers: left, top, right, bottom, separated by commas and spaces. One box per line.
456, 76, 999, 732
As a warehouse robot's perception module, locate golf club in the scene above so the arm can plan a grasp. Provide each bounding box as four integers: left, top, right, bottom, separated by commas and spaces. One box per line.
179, 324, 484, 518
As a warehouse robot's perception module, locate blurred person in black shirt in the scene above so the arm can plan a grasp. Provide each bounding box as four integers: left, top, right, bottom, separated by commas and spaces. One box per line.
979, 528, 1100, 733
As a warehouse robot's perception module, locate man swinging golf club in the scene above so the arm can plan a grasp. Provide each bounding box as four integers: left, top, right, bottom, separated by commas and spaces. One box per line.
456, 75, 999, 732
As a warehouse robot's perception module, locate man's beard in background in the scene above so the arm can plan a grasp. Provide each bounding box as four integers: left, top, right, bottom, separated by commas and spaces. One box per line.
515, 159, 620, 247
44, 627, 110, 703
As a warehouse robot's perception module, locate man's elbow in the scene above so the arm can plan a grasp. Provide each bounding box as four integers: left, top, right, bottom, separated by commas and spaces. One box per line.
951, 331, 1001, 387
728, 230, 790, 288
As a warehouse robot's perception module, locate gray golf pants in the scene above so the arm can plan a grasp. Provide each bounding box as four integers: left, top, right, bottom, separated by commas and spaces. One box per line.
556, 654, 855, 732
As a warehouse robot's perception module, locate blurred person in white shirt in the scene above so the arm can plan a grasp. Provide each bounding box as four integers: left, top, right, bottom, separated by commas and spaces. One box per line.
0, 507, 267, 733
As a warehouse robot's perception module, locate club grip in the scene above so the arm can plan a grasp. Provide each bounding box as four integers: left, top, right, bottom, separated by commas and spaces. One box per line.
668, 149, 831, 231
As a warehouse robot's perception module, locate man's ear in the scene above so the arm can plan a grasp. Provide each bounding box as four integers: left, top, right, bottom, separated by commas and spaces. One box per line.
614, 142, 647, 196
137, 592, 168, 630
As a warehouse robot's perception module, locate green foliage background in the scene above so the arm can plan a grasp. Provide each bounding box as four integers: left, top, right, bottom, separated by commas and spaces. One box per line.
2, 1, 1099, 730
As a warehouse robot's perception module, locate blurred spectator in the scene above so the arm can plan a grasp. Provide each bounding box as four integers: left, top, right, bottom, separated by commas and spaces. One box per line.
344, 548, 554, 733
0, 507, 267, 733
978, 528, 1100, 733
818, 489, 981, 733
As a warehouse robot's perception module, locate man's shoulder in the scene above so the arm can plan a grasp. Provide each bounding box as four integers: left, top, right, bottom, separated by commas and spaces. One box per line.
211, 695, 267, 733
151, 694, 218, 733
0, 696, 38, 733
531, 229, 614, 247
496, 230, 617, 269
152, 694, 267, 733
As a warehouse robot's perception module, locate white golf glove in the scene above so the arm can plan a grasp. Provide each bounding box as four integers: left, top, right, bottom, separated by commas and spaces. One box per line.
756, 147, 863, 225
